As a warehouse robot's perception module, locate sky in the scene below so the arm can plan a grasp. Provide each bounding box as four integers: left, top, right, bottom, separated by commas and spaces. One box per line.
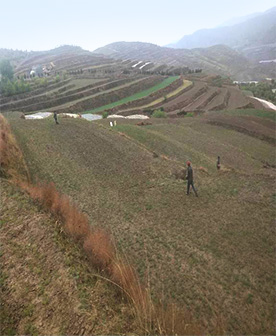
0, 0, 275, 52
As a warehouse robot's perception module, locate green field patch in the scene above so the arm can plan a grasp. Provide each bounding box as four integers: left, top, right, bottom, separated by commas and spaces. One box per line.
217, 109, 276, 121
83, 76, 179, 113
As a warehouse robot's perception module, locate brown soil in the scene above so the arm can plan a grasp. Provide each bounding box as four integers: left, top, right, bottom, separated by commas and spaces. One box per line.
183, 87, 220, 111
162, 82, 268, 114
226, 86, 254, 109
205, 88, 230, 111
248, 96, 270, 110
164, 82, 207, 112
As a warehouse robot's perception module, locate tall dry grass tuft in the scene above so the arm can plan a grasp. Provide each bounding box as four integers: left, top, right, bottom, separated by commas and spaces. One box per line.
154, 302, 203, 335
83, 229, 115, 270
0, 115, 29, 182
111, 260, 151, 330
64, 205, 90, 241
20, 181, 90, 242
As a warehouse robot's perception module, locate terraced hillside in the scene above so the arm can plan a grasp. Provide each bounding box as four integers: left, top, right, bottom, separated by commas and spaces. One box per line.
2, 45, 271, 117
3, 46, 275, 142
1, 72, 265, 117
5, 109, 275, 335
116, 78, 264, 116
1, 45, 192, 115
13, 46, 116, 76
94, 42, 273, 81
1, 76, 166, 114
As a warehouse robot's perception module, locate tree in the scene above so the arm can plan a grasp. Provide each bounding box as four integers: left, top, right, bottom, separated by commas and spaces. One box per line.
0, 59, 14, 80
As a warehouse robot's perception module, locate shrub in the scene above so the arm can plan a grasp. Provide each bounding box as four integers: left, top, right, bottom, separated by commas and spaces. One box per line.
102, 111, 109, 119
152, 109, 167, 118
186, 112, 193, 117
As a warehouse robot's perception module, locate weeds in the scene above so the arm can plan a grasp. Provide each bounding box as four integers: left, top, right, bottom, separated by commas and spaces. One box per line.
0, 114, 29, 181
152, 109, 167, 118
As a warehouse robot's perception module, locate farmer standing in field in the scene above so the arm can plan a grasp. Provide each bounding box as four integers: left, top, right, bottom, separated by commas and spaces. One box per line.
53, 112, 59, 124
186, 161, 198, 197
217, 156, 221, 170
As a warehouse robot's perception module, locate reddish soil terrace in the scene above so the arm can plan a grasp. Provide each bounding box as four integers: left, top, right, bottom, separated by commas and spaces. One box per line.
183, 87, 220, 112
226, 86, 251, 109
163, 82, 207, 112
160, 82, 264, 114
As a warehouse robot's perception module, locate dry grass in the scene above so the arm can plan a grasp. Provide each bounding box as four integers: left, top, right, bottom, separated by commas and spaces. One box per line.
0, 114, 29, 181
172, 167, 186, 180
83, 229, 115, 269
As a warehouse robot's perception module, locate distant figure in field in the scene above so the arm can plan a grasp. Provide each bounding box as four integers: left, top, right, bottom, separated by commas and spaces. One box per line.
186, 161, 198, 197
53, 112, 59, 124
217, 156, 221, 170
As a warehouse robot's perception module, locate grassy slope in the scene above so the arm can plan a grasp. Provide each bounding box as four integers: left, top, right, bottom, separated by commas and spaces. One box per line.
7, 113, 275, 334
84, 76, 179, 113
211, 108, 276, 121
0, 180, 137, 335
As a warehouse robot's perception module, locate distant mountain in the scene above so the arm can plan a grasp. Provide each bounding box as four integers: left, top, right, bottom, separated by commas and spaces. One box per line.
94, 41, 274, 81
168, 7, 276, 62
217, 12, 260, 27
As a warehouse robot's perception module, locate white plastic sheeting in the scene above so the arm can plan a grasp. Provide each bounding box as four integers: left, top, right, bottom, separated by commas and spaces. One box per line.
81, 114, 102, 121
132, 61, 143, 68
25, 112, 103, 121
139, 62, 151, 70
107, 114, 149, 119
25, 112, 52, 119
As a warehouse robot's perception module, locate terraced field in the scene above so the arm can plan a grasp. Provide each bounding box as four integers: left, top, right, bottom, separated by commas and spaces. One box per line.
50, 76, 165, 114
15, 48, 117, 77
83, 76, 180, 113
1, 60, 266, 118
6, 110, 275, 335
117, 80, 263, 116
1, 46, 266, 118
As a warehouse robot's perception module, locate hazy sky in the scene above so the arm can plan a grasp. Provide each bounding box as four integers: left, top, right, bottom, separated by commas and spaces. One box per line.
1, 0, 275, 51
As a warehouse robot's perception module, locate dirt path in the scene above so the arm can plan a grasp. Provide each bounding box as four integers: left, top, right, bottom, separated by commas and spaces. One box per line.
0, 180, 137, 335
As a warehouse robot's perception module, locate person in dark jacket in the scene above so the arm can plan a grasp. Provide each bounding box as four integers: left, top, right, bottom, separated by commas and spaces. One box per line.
53, 112, 59, 124
186, 161, 198, 197
217, 156, 221, 170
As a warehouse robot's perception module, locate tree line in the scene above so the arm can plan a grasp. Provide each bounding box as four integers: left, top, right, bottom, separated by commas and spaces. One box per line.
0, 59, 31, 96
241, 81, 276, 104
